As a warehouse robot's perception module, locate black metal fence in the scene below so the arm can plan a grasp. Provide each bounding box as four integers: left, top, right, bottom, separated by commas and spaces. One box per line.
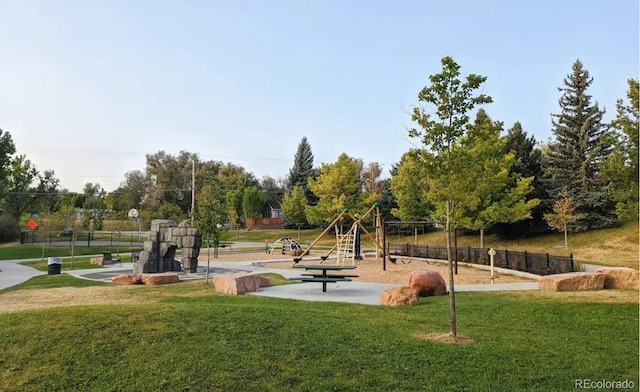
20, 231, 146, 247
388, 243, 574, 276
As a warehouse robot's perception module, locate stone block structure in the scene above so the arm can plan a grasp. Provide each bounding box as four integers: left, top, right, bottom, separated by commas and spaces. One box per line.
133, 219, 202, 274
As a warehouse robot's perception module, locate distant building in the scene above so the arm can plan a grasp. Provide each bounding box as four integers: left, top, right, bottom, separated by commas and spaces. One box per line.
267, 200, 283, 219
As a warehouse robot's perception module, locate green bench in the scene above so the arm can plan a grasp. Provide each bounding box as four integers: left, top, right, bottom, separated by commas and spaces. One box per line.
103, 252, 122, 267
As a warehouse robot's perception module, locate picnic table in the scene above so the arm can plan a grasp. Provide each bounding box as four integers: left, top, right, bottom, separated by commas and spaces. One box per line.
289, 265, 358, 293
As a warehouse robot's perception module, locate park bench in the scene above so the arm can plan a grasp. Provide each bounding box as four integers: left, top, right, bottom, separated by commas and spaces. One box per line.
103, 252, 122, 267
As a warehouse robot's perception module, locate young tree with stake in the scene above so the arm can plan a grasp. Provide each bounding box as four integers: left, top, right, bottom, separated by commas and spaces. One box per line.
408, 56, 492, 338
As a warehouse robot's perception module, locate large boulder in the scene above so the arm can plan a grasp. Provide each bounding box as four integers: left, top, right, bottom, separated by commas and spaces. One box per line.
594, 267, 639, 290
408, 270, 447, 297
91, 257, 109, 266
213, 273, 270, 295
141, 272, 180, 285
539, 272, 606, 292
380, 286, 419, 306
112, 274, 143, 285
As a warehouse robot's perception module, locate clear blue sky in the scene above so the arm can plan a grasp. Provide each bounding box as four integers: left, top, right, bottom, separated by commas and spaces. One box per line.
1, 1, 637, 192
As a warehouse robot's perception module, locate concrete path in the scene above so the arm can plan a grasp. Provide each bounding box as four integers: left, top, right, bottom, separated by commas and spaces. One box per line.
65, 259, 540, 306
0, 257, 540, 306
0, 260, 47, 291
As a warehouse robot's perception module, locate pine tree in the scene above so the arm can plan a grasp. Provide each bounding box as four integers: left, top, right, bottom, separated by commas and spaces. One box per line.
494, 122, 548, 237
287, 137, 318, 205
602, 79, 639, 220
543, 59, 616, 231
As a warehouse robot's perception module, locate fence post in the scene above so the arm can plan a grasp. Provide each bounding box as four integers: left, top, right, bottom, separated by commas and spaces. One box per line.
546, 253, 551, 275
426, 244, 429, 258
524, 251, 528, 273
570, 254, 574, 272
505, 249, 508, 269
88, 232, 91, 247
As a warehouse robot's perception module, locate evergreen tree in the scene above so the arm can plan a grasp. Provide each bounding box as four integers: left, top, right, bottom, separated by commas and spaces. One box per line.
542, 59, 616, 231
602, 79, 639, 220
287, 137, 318, 205
494, 122, 548, 237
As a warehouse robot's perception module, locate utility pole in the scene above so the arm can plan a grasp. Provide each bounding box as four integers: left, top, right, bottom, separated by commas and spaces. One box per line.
191, 158, 196, 223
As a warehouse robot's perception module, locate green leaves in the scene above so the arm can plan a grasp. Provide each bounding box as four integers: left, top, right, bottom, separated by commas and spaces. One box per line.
410, 56, 492, 153
305, 153, 362, 224
390, 150, 433, 221
281, 187, 307, 226
242, 186, 267, 222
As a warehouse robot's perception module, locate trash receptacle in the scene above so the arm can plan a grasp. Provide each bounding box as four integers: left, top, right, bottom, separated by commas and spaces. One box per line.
47, 257, 62, 275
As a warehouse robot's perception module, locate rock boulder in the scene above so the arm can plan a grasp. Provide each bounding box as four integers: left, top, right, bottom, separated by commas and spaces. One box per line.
380, 286, 419, 306
594, 267, 639, 290
112, 274, 143, 285
141, 272, 180, 285
408, 270, 447, 297
539, 272, 606, 291
213, 273, 270, 295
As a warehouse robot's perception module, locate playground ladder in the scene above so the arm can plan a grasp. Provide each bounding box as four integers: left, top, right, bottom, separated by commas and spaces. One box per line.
336, 224, 356, 265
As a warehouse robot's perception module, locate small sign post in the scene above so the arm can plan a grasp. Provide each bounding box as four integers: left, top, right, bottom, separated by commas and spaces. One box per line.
488, 248, 497, 284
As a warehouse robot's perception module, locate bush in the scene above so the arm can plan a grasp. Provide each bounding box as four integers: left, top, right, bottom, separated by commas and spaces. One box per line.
0, 213, 20, 242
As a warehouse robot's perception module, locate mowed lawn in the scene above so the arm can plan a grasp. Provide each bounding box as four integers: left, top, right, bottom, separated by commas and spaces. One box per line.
0, 280, 637, 392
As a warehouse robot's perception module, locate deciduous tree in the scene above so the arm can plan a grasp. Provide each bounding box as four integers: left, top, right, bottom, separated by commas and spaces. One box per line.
305, 153, 361, 225
408, 56, 492, 338
457, 110, 539, 247
195, 176, 228, 281
0, 128, 16, 202
544, 190, 579, 252
390, 150, 433, 221
281, 186, 308, 227
242, 186, 267, 226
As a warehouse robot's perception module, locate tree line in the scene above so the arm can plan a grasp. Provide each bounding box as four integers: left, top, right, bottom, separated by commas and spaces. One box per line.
0, 58, 636, 246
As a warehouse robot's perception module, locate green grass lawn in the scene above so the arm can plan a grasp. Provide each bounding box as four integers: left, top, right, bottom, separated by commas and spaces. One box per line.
0, 287, 636, 392
0, 243, 137, 261
0, 274, 110, 293
18, 254, 134, 272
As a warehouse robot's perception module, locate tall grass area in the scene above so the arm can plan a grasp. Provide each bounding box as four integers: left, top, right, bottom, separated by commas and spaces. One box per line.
0, 289, 636, 392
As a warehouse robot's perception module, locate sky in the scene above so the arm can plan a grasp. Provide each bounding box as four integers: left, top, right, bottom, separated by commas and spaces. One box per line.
0, 0, 638, 193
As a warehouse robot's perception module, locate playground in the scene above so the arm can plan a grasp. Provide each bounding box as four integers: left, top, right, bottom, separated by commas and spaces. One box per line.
197, 251, 536, 285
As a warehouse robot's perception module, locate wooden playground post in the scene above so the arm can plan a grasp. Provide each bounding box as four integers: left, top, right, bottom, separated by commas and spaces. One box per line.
347, 212, 385, 255
294, 209, 347, 260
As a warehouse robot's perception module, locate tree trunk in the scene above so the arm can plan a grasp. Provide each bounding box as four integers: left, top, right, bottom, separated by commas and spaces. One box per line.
205, 238, 211, 284
446, 200, 457, 337
480, 227, 484, 248
564, 224, 569, 254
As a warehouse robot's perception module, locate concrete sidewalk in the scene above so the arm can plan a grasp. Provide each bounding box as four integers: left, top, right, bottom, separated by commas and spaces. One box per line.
66, 259, 540, 305
0, 257, 540, 306
0, 260, 47, 291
